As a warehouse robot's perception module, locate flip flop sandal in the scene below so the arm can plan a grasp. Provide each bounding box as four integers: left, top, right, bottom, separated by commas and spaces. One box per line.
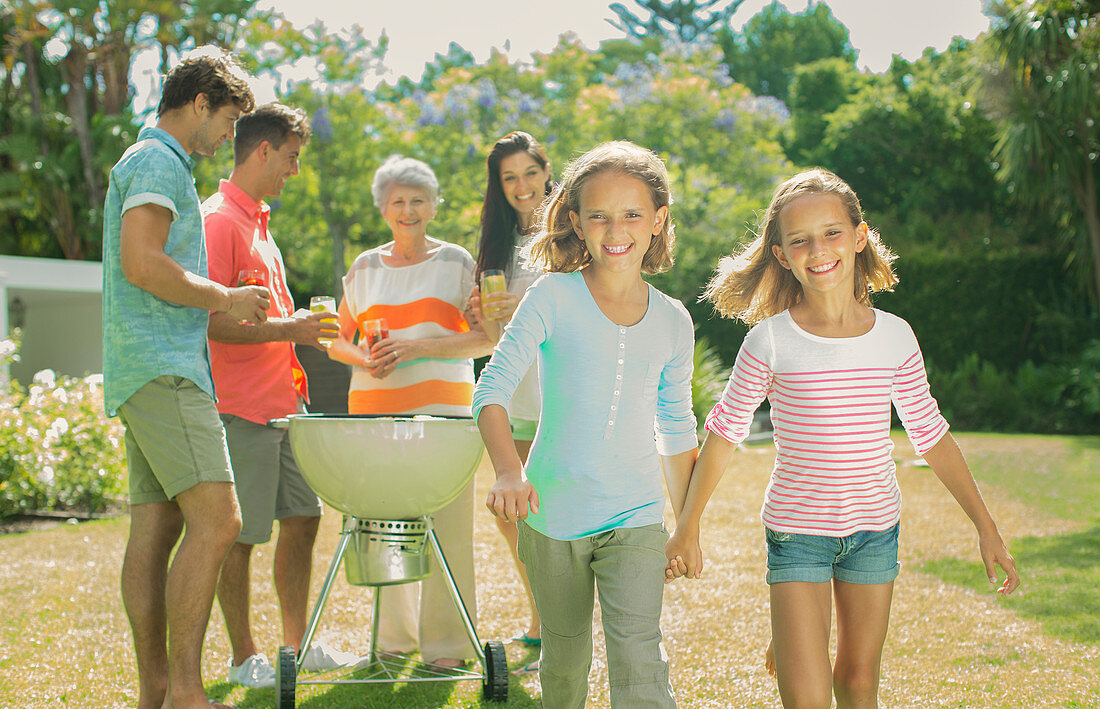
512, 633, 542, 648
511, 659, 540, 676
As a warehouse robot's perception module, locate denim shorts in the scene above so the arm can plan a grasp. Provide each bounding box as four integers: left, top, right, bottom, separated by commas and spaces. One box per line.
764, 523, 900, 585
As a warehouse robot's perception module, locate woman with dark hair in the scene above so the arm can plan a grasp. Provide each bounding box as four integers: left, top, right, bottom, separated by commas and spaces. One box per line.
473, 131, 552, 661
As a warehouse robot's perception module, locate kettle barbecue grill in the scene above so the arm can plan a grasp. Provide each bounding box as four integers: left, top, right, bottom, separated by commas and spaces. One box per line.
268, 413, 509, 706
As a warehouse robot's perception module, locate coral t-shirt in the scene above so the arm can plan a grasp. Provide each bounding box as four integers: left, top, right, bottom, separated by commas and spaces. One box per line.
203, 180, 308, 424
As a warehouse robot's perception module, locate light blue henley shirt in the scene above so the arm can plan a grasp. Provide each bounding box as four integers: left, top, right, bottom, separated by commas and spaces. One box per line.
472, 271, 698, 540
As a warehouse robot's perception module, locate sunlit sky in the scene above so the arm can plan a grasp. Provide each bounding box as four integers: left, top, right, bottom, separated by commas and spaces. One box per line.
256, 0, 991, 81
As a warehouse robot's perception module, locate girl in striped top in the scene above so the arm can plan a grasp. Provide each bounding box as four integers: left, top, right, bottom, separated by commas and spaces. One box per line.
665, 168, 1019, 709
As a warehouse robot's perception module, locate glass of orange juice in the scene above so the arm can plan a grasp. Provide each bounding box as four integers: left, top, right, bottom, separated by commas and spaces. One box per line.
480, 269, 508, 321
309, 296, 337, 348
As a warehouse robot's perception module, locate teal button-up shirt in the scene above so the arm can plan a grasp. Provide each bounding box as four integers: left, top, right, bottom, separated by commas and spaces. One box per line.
102, 126, 214, 415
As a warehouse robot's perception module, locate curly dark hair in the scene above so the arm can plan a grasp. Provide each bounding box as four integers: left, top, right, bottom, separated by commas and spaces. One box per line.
157, 45, 254, 117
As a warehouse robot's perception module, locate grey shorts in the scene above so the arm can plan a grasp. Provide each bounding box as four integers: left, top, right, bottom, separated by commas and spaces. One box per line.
117, 375, 234, 505
221, 414, 322, 545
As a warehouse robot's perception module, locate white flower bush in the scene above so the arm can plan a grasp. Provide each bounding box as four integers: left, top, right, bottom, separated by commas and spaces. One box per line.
0, 334, 126, 519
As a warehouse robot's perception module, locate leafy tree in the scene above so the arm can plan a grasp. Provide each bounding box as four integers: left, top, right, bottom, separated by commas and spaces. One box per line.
783, 56, 867, 163
608, 0, 745, 44
193, 17, 393, 301
787, 39, 1056, 256
0, 0, 265, 261
980, 0, 1100, 303
720, 0, 856, 103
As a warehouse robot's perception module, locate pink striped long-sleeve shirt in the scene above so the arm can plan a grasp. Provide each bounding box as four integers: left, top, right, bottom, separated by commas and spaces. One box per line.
705, 309, 949, 536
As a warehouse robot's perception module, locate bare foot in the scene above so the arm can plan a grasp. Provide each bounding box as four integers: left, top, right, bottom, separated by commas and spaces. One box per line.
764, 639, 776, 678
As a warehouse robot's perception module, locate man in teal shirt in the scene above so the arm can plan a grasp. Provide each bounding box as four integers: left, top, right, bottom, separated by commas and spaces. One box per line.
102, 46, 263, 709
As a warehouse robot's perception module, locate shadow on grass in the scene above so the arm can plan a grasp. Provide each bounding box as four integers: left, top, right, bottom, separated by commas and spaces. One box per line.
918, 522, 1100, 646
296, 671, 541, 709
206, 664, 541, 708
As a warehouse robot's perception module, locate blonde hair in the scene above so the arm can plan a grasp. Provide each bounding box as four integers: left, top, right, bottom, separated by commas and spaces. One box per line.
525, 141, 675, 275
704, 168, 898, 324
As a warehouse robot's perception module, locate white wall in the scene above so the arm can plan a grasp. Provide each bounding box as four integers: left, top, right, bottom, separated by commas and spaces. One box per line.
1, 256, 102, 386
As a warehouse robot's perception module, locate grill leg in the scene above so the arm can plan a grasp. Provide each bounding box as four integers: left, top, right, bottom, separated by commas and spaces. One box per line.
368, 582, 382, 660
427, 523, 486, 664
296, 515, 355, 671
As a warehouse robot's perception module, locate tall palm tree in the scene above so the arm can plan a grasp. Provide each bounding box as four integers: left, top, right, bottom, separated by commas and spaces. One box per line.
982, 0, 1099, 304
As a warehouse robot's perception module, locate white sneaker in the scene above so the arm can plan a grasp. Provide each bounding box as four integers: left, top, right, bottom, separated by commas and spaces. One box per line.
227, 653, 276, 689
300, 641, 363, 672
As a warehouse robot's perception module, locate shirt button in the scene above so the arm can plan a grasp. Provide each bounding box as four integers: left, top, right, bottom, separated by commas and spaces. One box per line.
614, 391, 619, 396
608, 420, 614, 425
618, 359, 623, 364
619, 343, 625, 349
620, 328, 625, 334
611, 405, 617, 410
616, 374, 622, 379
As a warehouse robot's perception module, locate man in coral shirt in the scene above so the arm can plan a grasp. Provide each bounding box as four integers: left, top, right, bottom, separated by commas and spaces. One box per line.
203, 103, 355, 688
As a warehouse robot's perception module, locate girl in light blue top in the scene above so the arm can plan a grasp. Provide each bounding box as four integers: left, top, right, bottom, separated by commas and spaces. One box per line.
472, 141, 698, 708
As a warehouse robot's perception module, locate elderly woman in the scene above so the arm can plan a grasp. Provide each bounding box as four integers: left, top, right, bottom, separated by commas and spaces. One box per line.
329, 155, 493, 668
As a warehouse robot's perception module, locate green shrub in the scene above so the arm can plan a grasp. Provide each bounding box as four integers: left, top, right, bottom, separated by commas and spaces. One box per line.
0, 334, 126, 519
691, 334, 730, 432
693, 250, 1097, 376
929, 341, 1100, 434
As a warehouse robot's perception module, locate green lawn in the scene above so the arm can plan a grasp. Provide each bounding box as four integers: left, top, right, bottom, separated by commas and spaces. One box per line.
918, 434, 1100, 646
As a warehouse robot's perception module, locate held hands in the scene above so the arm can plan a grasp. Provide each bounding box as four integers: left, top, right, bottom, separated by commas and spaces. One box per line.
485, 471, 539, 522
226, 285, 270, 324
288, 309, 338, 350
483, 290, 520, 323
978, 528, 1020, 595
465, 285, 484, 330
362, 336, 418, 380
664, 526, 703, 584
467, 284, 520, 325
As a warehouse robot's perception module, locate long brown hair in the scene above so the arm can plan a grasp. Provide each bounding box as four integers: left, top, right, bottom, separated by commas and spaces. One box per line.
476, 131, 552, 278
526, 141, 675, 275
704, 168, 898, 324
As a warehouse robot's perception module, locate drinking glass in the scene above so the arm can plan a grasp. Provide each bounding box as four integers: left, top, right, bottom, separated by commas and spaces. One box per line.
310, 296, 337, 348
480, 269, 508, 321
237, 268, 266, 287
364, 318, 389, 360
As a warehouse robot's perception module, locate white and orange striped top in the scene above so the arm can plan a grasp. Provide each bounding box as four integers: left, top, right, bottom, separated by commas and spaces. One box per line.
705, 309, 949, 537
342, 240, 476, 417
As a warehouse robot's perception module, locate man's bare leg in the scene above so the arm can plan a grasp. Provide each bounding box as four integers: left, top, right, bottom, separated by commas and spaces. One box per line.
216, 542, 257, 665
163, 481, 242, 709
273, 515, 320, 650
121, 500, 184, 709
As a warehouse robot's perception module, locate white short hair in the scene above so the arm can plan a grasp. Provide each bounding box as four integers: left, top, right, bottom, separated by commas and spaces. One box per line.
371, 155, 440, 209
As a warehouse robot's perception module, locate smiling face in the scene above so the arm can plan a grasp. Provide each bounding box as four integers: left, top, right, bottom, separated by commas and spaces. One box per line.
380, 184, 436, 239
568, 170, 668, 279
260, 134, 302, 199
771, 192, 868, 298
498, 151, 550, 224
191, 99, 242, 157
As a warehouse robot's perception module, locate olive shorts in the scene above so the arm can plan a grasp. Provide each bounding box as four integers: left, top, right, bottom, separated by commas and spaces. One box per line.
117, 375, 233, 505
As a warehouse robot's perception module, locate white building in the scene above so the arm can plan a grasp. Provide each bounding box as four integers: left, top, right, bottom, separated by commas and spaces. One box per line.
0, 255, 102, 386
